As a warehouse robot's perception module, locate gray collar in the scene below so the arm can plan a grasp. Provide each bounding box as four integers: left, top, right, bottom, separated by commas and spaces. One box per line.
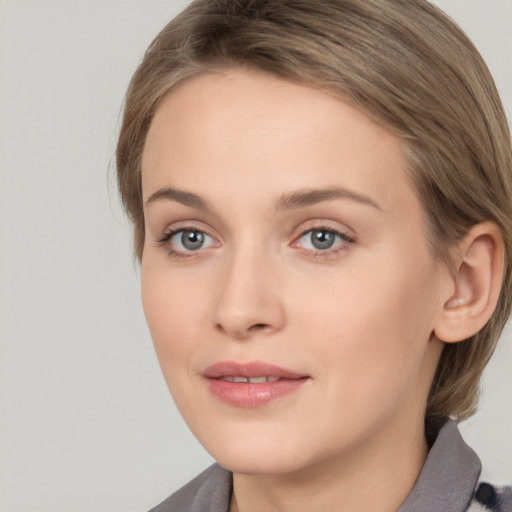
398, 417, 481, 511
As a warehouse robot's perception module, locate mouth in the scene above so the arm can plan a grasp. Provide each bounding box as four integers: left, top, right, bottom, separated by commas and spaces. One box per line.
218, 376, 281, 383
203, 361, 310, 407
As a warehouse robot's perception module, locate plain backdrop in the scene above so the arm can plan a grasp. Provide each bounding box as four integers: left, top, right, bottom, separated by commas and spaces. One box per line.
0, 1, 511, 511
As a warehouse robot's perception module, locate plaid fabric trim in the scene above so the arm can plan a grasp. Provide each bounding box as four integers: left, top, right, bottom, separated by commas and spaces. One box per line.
468, 482, 512, 511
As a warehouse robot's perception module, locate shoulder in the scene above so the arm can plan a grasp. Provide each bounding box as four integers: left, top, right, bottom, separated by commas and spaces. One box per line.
148, 464, 232, 512
468, 482, 512, 511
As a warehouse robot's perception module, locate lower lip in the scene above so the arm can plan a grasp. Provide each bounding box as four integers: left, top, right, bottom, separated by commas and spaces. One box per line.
206, 378, 309, 407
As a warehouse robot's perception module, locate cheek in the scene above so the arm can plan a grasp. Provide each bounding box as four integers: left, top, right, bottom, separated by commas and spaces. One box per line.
141, 260, 208, 371
291, 255, 439, 399
141, 264, 211, 422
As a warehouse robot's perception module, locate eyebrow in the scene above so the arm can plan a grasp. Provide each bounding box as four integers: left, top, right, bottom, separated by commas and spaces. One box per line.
144, 186, 381, 212
276, 187, 381, 211
145, 187, 211, 211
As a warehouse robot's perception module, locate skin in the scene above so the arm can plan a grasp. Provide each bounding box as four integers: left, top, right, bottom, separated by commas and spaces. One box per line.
140, 69, 463, 512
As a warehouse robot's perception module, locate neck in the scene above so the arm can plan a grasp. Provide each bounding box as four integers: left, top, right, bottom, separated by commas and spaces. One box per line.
230, 415, 428, 512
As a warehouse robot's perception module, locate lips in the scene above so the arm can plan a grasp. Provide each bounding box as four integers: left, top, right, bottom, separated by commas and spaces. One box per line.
219, 376, 280, 383
203, 361, 310, 407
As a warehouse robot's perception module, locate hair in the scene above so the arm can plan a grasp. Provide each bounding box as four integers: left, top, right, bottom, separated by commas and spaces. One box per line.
116, 0, 512, 421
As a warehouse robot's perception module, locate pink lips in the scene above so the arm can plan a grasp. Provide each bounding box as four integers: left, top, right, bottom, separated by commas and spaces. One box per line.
203, 361, 309, 407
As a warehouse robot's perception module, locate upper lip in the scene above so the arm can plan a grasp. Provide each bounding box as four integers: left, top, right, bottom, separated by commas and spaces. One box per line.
203, 361, 308, 380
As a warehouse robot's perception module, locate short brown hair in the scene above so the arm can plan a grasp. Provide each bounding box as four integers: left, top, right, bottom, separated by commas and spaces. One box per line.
116, 0, 512, 420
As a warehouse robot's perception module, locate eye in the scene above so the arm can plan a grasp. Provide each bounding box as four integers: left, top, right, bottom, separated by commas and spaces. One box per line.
296, 228, 353, 252
159, 229, 217, 255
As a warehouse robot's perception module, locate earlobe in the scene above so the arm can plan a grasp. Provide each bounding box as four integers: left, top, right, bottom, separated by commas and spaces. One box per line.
434, 222, 505, 343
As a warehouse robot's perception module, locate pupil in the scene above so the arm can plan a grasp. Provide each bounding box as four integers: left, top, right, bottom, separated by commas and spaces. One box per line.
312, 230, 334, 250
182, 231, 204, 250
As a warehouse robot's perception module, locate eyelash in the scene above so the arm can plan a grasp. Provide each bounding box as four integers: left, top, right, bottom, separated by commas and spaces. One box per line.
156, 226, 355, 259
294, 226, 355, 258
156, 228, 215, 259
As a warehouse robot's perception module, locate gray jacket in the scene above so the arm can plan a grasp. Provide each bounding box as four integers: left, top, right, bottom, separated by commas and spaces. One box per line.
150, 419, 511, 512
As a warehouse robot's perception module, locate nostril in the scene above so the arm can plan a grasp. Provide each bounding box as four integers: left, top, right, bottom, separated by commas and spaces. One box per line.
248, 323, 269, 331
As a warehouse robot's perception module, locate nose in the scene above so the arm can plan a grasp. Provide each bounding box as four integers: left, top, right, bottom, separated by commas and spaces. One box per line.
212, 246, 286, 340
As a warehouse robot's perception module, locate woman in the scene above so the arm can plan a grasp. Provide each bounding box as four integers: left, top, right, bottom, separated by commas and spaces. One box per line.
116, 1, 512, 510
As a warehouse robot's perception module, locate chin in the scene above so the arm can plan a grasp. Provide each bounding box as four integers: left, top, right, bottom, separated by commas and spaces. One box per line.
194, 425, 319, 476
213, 449, 307, 476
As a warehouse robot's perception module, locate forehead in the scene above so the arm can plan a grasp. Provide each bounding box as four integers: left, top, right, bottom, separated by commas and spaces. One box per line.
142, 69, 418, 217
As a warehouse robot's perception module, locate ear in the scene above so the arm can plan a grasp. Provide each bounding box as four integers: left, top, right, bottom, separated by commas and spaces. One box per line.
434, 222, 505, 343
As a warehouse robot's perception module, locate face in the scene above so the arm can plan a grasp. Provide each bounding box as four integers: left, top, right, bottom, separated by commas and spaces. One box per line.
141, 69, 449, 476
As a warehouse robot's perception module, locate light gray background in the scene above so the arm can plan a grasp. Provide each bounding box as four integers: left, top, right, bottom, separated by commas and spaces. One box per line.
0, 1, 510, 511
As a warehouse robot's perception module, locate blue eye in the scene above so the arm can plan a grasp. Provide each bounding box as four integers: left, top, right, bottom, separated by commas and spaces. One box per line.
297, 229, 351, 251
167, 229, 215, 252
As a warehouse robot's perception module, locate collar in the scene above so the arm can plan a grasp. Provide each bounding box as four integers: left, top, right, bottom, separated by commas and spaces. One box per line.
398, 417, 482, 511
